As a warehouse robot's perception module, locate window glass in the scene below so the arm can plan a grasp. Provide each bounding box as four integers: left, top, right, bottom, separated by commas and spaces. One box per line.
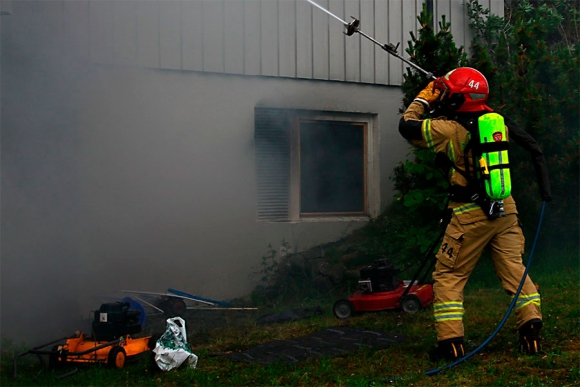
300, 121, 366, 214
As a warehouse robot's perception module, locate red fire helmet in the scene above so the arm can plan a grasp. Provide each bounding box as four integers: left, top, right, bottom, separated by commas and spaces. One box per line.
433, 67, 493, 113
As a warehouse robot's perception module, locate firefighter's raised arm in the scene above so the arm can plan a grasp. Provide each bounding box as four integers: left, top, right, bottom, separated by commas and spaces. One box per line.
399, 82, 441, 142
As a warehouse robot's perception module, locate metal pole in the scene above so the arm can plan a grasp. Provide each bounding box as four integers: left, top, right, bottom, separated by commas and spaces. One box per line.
304, 0, 435, 80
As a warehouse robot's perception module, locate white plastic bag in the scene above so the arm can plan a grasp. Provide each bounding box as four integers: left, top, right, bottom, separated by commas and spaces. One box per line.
153, 317, 198, 371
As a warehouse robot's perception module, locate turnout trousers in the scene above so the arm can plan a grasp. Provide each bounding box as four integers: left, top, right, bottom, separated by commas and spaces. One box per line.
432, 213, 542, 341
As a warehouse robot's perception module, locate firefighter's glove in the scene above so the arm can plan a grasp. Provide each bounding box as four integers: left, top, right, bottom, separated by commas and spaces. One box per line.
414, 81, 441, 109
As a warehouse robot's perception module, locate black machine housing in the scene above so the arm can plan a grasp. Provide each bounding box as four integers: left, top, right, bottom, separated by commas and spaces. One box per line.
358, 259, 399, 293
92, 302, 142, 341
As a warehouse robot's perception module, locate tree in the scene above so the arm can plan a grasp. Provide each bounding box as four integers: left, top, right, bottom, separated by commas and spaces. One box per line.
387, 4, 468, 264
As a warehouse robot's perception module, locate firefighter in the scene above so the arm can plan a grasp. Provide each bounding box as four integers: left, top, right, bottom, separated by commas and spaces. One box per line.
398, 67, 552, 362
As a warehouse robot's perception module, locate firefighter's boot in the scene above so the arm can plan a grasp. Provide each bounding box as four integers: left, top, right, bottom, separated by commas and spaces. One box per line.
519, 319, 543, 355
428, 337, 465, 362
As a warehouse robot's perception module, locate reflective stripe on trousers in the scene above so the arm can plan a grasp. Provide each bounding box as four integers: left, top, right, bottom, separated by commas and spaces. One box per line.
515, 292, 541, 310
433, 301, 464, 323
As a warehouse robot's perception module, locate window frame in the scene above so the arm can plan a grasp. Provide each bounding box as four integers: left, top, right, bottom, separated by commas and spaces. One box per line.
254, 107, 380, 222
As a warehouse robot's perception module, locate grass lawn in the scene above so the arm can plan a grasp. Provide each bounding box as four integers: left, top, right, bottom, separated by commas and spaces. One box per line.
2, 248, 578, 386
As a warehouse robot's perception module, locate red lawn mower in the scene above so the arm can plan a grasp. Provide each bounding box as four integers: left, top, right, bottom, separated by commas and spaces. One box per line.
333, 258, 435, 318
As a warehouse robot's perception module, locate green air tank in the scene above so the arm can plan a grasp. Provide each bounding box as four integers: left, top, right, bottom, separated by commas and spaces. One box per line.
477, 113, 511, 200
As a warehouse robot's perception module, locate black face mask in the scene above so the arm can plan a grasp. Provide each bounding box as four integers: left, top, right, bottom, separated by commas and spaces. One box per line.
431, 94, 465, 117
445, 94, 466, 111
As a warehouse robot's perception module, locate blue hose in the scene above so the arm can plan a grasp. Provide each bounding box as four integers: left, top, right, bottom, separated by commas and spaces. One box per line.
424, 201, 547, 376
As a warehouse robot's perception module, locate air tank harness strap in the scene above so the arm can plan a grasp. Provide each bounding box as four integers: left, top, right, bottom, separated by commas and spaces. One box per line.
472, 141, 511, 174
448, 185, 481, 203
435, 152, 481, 203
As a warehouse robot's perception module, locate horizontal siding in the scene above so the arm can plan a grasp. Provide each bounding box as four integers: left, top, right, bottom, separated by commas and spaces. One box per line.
11, 0, 502, 86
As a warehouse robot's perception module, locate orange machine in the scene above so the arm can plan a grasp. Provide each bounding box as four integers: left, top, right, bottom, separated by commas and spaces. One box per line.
47, 331, 154, 369
14, 301, 158, 377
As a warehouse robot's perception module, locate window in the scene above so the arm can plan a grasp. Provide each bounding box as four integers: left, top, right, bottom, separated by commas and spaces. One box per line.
255, 108, 379, 222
